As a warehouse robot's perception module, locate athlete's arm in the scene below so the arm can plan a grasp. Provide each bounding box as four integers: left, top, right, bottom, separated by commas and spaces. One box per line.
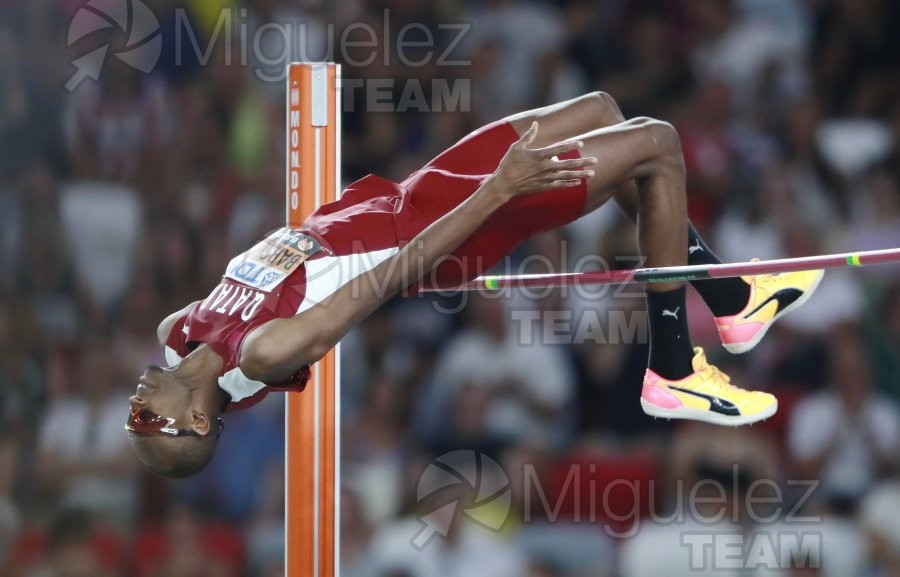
156, 301, 200, 346
240, 123, 597, 382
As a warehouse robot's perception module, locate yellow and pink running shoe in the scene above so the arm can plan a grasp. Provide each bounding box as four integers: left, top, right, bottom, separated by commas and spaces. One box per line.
714, 267, 824, 354
641, 348, 778, 426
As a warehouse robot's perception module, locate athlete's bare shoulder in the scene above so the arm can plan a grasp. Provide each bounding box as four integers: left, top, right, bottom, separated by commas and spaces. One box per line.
239, 313, 323, 383
156, 300, 200, 346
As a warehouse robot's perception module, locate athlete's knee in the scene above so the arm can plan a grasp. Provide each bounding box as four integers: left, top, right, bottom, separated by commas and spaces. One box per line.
642, 119, 684, 170
582, 91, 625, 126
624, 116, 655, 127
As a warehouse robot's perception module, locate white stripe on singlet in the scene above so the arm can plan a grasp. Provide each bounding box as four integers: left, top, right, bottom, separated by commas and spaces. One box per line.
297, 247, 400, 314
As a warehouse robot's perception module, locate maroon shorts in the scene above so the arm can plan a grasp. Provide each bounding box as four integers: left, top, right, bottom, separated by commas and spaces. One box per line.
304, 120, 588, 288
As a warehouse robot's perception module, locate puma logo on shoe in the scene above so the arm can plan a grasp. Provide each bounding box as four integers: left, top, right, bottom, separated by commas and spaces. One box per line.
668, 385, 741, 416
689, 239, 703, 254
662, 307, 680, 320
742, 288, 803, 319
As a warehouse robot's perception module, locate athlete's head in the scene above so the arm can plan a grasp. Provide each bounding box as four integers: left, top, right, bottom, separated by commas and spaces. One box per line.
126, 365, 224, 478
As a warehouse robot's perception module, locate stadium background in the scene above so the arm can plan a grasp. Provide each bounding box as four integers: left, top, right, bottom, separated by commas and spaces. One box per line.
1, 0, 899, 575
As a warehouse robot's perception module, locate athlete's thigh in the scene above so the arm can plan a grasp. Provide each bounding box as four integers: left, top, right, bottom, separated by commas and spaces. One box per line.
419, 93, 608, 177
573, 118, 677, 214
504, 93, 607, 147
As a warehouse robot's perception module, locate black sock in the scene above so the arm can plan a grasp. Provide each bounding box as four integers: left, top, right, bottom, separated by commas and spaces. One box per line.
687, 223, 751, 317
646, 286, 695, 379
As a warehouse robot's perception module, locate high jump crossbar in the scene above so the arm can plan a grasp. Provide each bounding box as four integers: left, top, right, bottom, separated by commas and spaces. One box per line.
285, 63, 340, 577
419, 248, 900, 292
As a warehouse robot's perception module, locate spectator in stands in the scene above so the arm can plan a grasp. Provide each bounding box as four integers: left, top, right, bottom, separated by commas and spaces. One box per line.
369, 482, 527, 577
859, 481, 900, 577
789, 324, 900, 502
132, 502, 243, 577
0, 436, 20, 568
424, 294, 576, 449
36, 341, 139, 526
339, 489, 377, 577
176, 394, 284, 524
869, 282, 900, 399
10, 508, 125, 577
343, 374, 413, 525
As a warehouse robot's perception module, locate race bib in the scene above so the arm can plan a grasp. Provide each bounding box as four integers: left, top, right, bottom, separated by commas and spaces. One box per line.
224, 228, 326, 292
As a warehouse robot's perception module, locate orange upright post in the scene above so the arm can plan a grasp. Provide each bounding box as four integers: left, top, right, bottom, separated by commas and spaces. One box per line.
285, 62, 340, 577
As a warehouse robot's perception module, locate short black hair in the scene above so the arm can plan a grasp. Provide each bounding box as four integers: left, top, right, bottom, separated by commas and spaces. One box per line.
131, 434, 218, 479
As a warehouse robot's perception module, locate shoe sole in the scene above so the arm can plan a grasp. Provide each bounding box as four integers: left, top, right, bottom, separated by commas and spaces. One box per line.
641, 398, 778, 427
722, 270, 825, 355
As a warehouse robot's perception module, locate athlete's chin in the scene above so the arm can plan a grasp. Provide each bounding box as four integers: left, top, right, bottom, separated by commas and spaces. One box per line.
139, 367, 187, 396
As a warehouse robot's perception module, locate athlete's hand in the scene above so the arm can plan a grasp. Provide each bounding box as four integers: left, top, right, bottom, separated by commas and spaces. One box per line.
490, 121, 597, 200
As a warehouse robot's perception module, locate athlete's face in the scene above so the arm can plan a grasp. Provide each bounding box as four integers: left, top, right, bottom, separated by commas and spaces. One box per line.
129, 365, 194, 429
126, 364, 224, 478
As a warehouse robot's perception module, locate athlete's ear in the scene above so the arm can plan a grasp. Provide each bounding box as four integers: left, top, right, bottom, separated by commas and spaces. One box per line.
190, 410, 211, 436
518, 121, 539, 147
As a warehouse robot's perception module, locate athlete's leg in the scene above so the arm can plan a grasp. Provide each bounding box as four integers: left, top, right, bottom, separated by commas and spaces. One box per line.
505, 111, 691, 293
500, 118, 779, 427
505, 116, 696, 377
506, 92, 648, 215
576, 96, 753, 317
502, 94, 820, 367
572, 99, 821, 352
507, 94, 751, 317
487, 100, 792, 425
572, 120, 688, 284
414, 112, 687, 290
503, 92, 623, 149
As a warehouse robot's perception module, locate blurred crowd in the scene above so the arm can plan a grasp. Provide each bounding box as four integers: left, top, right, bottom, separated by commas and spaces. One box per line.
1, 0, 899, 576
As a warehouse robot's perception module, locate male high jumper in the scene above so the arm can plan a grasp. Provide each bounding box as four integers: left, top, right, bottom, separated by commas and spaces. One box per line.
126, 93, 822, 478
